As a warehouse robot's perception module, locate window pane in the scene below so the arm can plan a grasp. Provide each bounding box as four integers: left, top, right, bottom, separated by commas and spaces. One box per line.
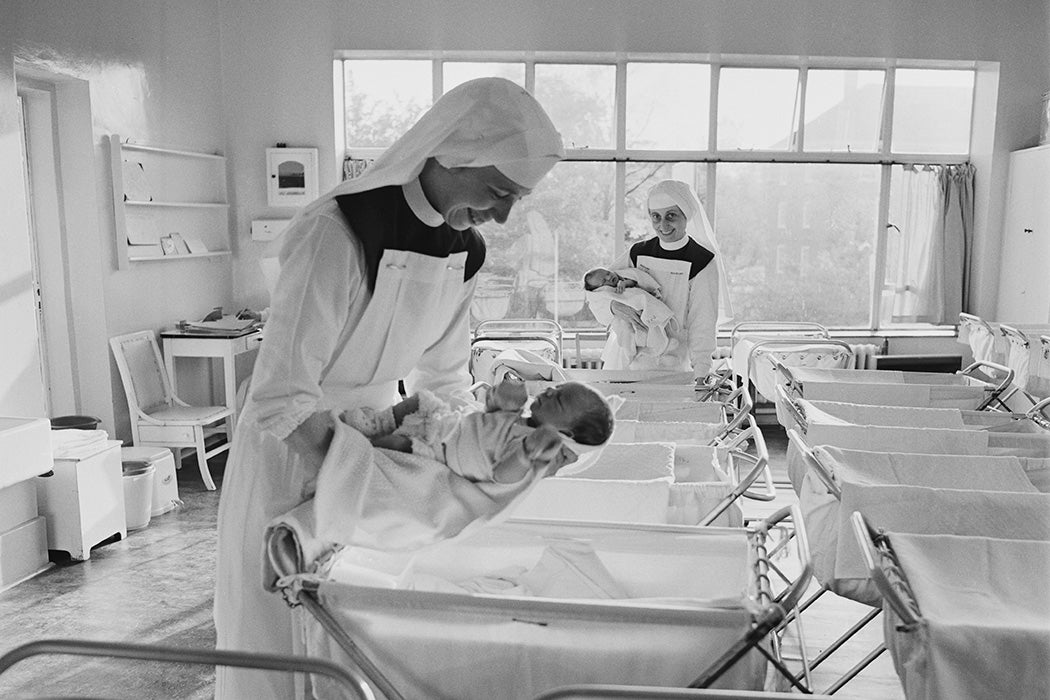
716, 163, 879, 326
471, 162, 615, 330
343, 60, 431, 148
535, 64, 615, 150
624, 163, 709, 249
443, 62, 524, 92
626, 63, 709, 150
804, 69, 885, 152
892, 69, 974, 154
718, 68, 799, 150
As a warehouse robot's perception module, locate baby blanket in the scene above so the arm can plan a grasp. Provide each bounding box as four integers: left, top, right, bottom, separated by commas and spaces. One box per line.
587, 268, 679, 361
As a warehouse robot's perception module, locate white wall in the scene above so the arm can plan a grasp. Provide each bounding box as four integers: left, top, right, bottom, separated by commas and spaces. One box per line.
1, 0, 1047, 433
220, 0, 1050, 320
4, 0, 230, 439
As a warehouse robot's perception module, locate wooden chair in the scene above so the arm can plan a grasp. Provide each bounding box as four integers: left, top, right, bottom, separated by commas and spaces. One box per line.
110, 330, 233, 490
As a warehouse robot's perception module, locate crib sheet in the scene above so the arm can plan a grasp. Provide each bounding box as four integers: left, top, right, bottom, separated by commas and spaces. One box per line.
785, 421, 1050, 491
615, 400, 726, 424
302, 521, 767, 699
777, 396, 1042, 435
785, 367, 989, 409
883, 532, 1050, 700
731, 337, 851, 401
813, 445, 1050, 493
509, 443, 741, 527
798, 445, 1048, 604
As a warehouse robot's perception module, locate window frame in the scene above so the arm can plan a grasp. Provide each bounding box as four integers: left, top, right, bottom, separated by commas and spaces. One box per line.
334, 50, 980, 332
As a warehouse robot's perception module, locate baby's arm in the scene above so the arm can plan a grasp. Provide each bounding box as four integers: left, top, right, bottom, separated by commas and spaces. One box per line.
370, 434, 413, 452
615, 278, 639, 293
492, 424, 564, 483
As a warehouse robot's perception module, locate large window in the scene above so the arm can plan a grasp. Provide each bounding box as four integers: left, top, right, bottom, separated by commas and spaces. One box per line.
336, 54, 978, 331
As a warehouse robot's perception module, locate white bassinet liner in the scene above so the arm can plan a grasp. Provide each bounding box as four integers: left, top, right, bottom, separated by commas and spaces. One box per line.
612, 419, 725, 444
799, 475, 1050, 605
562, 369, 696, 384
795, 399, 1039, 432
529, 380, 700, 403
732, 337, 851, 401
785, 423, 1050, 491
787, 367, 988, 409
304, 521, 767, 699
510, 443, 741, 527
884, 533, 1050, 700
615, 400, 726, 424
813, 445, 1049, 493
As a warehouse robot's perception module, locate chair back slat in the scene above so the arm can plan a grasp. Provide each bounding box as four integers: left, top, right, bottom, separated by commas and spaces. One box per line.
111, 331, 171, 414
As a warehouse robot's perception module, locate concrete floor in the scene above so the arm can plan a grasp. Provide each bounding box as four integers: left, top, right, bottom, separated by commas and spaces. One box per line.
0, 425, 906, 699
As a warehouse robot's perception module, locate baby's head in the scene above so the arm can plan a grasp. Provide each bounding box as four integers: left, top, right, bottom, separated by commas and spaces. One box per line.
529, 381, 614, 446
583, 268, 621, 292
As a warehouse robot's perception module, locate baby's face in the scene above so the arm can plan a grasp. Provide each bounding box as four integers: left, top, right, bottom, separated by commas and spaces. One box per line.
530, 382, 601, 435
586, 269, 621, 289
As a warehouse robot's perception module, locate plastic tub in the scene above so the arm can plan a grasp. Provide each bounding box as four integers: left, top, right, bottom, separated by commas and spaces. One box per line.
51, 415, 101, 431
122, 464, 155, 531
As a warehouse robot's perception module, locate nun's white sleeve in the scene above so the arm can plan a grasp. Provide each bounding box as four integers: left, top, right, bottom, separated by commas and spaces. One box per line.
404, 274, 477, 397
249, 212, 362, 440
686, 262, 719, 378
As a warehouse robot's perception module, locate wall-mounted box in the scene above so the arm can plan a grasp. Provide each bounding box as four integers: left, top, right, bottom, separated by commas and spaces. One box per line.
266, 148, 318, 208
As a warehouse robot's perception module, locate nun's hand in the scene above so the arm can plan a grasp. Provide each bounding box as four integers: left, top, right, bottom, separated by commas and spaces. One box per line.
610, 300, 646, 334
490, 375, 529, 411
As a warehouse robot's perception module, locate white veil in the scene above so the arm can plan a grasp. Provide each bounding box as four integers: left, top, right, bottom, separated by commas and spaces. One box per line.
263, 77, 564, 278
646, 180, 735, 327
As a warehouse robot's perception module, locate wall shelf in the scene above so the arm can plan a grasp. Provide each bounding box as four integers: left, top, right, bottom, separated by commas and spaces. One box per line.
107, 134, 231, 270
127, 251, 232, 263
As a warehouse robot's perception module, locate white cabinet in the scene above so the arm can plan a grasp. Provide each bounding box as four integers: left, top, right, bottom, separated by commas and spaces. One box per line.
107, 134, 231, 270
996, 145, 1050, 323
36, 440, 126, 560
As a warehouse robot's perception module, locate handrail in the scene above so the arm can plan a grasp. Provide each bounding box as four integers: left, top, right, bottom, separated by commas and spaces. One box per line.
774, 385, 808, 435
849, 513, 922, 629
786, 429, 840, 499
0, 639, 373, 700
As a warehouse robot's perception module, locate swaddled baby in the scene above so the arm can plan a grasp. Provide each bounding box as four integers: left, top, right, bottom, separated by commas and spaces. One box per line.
342, 377, 615, 485
584, 266, 680, 360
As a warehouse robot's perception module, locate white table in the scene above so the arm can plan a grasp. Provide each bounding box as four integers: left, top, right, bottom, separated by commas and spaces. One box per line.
160, 328, 264, 429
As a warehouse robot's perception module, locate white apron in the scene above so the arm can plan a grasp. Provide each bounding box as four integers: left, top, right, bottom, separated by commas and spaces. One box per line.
602, 255, 692, 373
214, 249, 470, 700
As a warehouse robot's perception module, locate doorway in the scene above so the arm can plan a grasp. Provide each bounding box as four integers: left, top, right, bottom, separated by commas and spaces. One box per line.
17, 79, 76, 417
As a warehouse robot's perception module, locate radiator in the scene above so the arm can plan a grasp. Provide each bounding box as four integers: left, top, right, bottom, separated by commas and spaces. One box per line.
847, 343, 882, 370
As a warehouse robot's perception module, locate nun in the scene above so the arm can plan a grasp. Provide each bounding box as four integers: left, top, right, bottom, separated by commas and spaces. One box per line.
599, 179, 732, 381
213, 77, 563, 699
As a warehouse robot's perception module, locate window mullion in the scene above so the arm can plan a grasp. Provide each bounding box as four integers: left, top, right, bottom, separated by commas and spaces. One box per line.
871, 163, 894, 330
614, 60, 627, 259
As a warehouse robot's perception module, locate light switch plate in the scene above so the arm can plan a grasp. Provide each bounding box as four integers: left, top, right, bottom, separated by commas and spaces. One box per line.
251, 219, 290, 241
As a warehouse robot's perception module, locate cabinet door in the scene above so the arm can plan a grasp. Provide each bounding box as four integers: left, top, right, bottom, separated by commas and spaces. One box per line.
997, 147, 1050, 323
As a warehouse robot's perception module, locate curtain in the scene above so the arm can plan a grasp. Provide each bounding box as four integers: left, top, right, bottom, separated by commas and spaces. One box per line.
889, 163, 974, 324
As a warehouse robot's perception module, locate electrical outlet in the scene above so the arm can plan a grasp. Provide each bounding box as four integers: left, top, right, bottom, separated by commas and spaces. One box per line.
251, 219, 291, 241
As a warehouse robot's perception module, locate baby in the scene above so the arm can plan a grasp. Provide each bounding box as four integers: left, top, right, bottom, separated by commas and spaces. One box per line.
342, 378, 614, 485
584, 267, 662, 299
584, 266, 679, 361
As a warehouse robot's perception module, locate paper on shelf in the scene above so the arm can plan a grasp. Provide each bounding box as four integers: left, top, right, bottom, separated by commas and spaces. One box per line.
182, 235, 209, 254
125, 209, 163, 245
122, 159, 153, 201
169, 232, 191, 254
